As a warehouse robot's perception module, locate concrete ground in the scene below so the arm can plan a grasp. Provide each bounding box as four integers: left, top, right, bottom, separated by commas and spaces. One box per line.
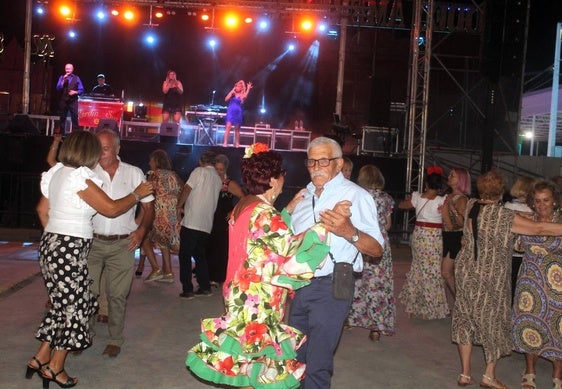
0, 229, 554, 388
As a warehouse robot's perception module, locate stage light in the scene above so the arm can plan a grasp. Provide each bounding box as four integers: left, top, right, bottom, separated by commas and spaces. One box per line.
244, 17, 253, 24
224, 14, 239, 29
68, 30, 77, 39
260, 107, 266, 114
208, 38, 218, 49
95, 10, 106, 21
201, 13, 209, 21
154, 11, 164, 19
301, 19, 314, 32
258, 19, 269, 31
59, 5, 72, 18
317, 22, 327, 33
287, 43, 296, 52
144, 33, 157, 46
36, 6, 45, 15
123, 10, 135, 21
111, 9, 119, 16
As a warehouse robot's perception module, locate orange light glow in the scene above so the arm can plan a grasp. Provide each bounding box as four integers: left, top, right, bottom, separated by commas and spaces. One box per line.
244, 17, 253, 24
155, 11, 164, 18
111, 9, 119, 16
301, 19, 314, 31
123, 10, 135, 20
224, 14, 239, 29
59, 5, 72, 17
201, 14, 209, 21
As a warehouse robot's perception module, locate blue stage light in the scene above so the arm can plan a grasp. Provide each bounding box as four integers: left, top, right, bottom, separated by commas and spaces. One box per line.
144, 33, 157, 46
258, 19, 269, 31
96, 10, 106, 21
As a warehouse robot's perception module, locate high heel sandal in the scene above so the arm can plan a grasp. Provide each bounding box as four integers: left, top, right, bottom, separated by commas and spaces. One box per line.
25, 356, 49, 379
41, 367, 77, 388
479, 374, 507, 389
521, 373, 536, 389
457, 373, 475, 386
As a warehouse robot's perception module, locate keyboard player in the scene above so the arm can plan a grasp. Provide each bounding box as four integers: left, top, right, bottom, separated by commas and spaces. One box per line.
92, 74, 114, 96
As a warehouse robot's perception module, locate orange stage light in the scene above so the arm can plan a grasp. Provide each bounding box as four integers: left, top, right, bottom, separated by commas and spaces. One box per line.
224, 13, 239, 29
123, 10, 135, 20
244, 17, 253, 24
111, 9, 119, 16
155, 11, 164, 19
59, 5, 72, 17
201, 14, 209, 21
300, 19, 314, 31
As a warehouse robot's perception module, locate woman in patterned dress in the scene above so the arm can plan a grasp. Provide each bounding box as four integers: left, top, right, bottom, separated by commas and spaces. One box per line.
28, 131, 152, 388
186, 144, 347, 388
452, 171, 562, 388
137, 149, 184, 283
398, 168, 449, 319
440, 168, 471, 299
513, 180, 562, 389
347, 164, 395, 341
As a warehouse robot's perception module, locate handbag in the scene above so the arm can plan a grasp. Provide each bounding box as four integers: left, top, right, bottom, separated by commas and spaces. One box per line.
331, 250, 360, 300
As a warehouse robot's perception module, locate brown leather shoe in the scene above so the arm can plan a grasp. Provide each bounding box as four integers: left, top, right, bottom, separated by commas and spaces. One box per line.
102, 344, 121, 357
97, 314, 108, 323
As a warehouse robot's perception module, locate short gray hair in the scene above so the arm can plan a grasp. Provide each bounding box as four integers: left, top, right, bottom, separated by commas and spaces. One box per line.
215, 154, 230, 170
308, 136, 343, 158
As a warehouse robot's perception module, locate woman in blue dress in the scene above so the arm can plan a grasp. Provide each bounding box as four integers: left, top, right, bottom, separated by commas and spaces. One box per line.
223, 80, 252, 147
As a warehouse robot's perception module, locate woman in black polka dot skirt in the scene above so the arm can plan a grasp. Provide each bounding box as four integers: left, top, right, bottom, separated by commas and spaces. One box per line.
26, 131, 153, 388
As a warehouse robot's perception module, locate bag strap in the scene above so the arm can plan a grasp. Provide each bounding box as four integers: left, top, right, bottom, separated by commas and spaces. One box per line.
329, 249, 360, 265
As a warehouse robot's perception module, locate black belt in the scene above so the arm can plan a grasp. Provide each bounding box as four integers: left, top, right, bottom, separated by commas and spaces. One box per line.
93, 233, 129, 241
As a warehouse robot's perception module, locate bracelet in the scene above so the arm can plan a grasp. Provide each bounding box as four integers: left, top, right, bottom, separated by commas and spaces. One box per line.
131, 192, 140, 202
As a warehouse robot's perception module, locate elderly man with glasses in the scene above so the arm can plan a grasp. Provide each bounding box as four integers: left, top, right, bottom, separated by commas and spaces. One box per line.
288, 136, 384, 389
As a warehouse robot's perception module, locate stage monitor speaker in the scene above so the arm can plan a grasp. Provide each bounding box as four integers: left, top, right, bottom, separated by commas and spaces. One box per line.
96, 118, 119, 133
159, 122, 179, 143
9, 114, 40, 134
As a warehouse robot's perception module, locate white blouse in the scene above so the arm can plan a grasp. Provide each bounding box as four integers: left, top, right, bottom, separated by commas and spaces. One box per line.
41, 163, 102, 239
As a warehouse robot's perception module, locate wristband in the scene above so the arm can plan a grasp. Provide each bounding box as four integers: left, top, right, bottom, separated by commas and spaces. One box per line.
131, 192, 140, 202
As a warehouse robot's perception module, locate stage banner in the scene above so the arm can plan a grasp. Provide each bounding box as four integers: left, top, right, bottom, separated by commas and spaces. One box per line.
78, 100, 124, 128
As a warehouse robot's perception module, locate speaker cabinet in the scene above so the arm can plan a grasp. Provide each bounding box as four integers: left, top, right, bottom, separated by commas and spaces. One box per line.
361, 126, 398, 155
159, 122, 179, 143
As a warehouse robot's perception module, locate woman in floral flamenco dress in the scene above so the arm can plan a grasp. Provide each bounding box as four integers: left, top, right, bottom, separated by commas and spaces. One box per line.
186, 143, 344, 388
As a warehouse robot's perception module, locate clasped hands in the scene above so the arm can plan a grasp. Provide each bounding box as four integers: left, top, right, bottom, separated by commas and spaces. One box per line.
319, 200, 354, 239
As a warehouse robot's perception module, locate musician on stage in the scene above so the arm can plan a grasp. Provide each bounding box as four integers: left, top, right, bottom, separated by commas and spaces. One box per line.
223, 80, 252, 147
92, 74, 114, 96
56, 63, 84, 135
162, 70, 184, 124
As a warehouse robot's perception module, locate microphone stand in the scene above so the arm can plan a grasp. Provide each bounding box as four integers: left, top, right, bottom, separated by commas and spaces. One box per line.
210, 90, 216, 106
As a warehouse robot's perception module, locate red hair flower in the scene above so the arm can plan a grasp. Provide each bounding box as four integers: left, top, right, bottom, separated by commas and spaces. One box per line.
244, 143, 270, 158
427, 166, 443, 176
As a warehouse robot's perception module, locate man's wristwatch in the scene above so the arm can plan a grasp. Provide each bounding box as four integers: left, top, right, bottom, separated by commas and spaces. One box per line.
349, 228, 359, 244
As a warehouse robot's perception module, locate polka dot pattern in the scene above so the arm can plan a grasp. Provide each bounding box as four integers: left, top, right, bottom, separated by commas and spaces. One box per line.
35, 232, 98, 350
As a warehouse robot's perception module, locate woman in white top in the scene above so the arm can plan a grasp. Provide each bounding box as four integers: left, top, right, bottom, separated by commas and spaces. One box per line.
27, 131, 152, 388
398, 167, 450, 319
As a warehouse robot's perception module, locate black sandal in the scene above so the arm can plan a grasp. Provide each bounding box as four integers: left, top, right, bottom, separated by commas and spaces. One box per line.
25, 356, 49, 379
41, 367, 77, 388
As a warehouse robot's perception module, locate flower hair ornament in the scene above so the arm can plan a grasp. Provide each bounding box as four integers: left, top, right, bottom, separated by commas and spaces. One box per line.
427, 166, 443, 176
243, 143, 270, 158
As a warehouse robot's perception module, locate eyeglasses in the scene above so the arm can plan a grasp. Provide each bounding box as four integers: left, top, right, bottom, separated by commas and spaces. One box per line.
305, 158, 339, 168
